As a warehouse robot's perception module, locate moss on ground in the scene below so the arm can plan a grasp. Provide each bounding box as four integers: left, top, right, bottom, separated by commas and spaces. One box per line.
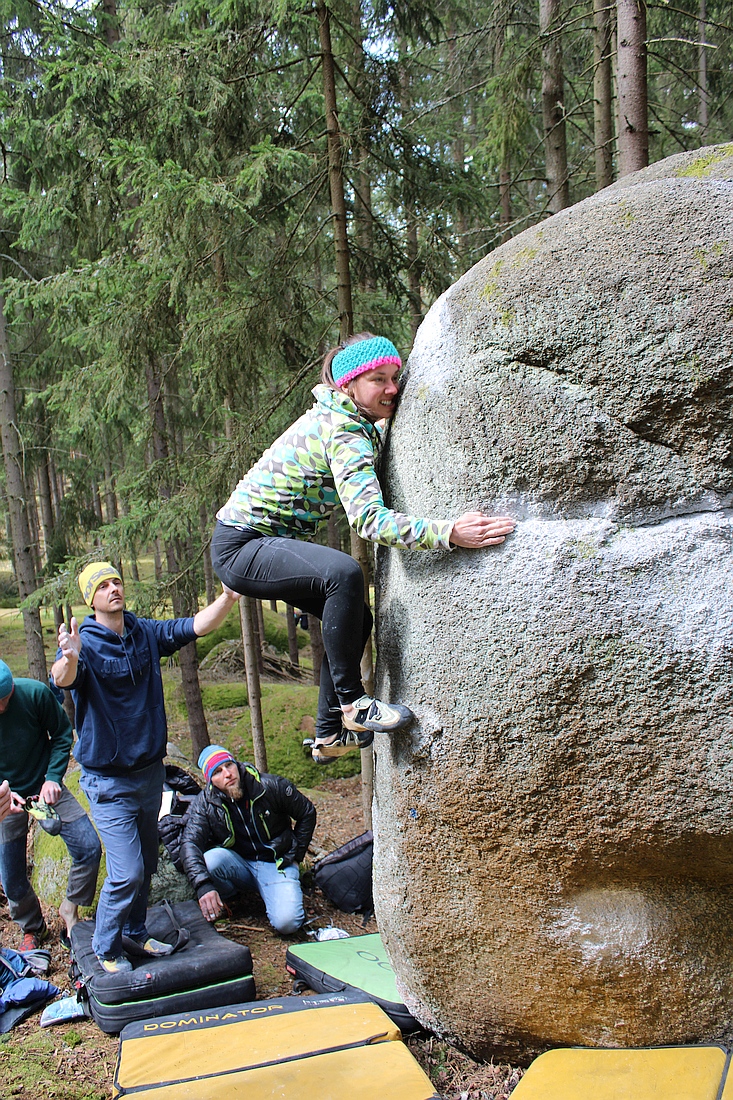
226, 682, 361, 785
201, 682, 249, 709
0, 1026, 112, 1099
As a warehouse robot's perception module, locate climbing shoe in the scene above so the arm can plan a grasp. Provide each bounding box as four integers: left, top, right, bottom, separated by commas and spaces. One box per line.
306, 728, 374, 765
341, 695, 414, 734
25, 797, 62, 836
99, 955, 133, 974
122, 935, 175, 958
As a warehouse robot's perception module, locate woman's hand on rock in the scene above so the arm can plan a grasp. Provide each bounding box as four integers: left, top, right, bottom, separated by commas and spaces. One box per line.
449, 512, 516, 548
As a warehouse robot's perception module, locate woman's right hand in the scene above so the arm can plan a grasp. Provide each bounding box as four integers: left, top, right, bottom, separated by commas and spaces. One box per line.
449, 512, 516, 548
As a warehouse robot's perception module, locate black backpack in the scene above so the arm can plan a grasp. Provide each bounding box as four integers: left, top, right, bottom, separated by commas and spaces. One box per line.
314, 831, 373, 916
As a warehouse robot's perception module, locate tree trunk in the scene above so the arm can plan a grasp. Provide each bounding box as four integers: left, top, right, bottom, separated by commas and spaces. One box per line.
499, 164, 512, 243
240, 597, 267, 772
25, 477, 43, 581
286, 603, 300, 668
616, 0, 648, 175
0, 276, 47, 680
200, 505, 217, 604
399, 43, 423, 338
316, 0, 354, 340
145, 355, 210, 754
350, 0, 375, 300
118, 494, 140, 582
349, 529, 374, 820
448, 16, 468, 264
327, 513, 340, 552
698, 0, 708, 142
540, 0, 570, 212
593, 0, 614, 189
309, 616, 324, 686
37, 451, 55, 568
255, 599, 266, 673
100, 0, 120, 46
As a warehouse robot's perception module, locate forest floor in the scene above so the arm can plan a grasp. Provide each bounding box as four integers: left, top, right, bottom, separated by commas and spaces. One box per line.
0, 773, 523, 1099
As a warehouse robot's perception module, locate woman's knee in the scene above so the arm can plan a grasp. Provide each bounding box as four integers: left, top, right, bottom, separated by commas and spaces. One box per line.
327, 554, 365, 599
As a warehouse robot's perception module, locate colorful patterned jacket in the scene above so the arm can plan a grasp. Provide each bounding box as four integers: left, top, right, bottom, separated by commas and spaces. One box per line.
216, 385, 453, 550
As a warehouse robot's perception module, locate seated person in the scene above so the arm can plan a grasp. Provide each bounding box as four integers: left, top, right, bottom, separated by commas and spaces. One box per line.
181, 746, 316, 935
0, 660, 101, 950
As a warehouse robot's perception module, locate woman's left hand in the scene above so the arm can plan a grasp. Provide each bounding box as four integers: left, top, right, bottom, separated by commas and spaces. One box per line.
449, 512, 516, 548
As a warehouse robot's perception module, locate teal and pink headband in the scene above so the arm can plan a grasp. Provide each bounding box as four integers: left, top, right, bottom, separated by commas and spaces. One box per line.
198, 745, 236, 784
332, 336, 401, 387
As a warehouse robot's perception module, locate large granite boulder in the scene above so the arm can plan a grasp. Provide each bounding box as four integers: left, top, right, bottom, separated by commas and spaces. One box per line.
374, 144, 733, 1061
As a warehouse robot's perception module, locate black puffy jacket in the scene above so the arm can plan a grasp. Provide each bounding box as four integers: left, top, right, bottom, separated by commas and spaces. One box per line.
180, 762, 316, 900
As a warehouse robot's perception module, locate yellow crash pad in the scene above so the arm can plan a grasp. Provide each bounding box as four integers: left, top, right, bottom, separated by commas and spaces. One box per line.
113, 992, 438, 1099
512, 1045, 730, 1100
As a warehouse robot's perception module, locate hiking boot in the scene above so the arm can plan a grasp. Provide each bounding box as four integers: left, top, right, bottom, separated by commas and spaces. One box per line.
341, 695, 414, 734
19, 924, 49, 952
98, 955, 133, 974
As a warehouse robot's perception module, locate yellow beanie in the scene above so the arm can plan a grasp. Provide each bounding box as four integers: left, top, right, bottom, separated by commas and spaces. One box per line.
78, 562, 122, 607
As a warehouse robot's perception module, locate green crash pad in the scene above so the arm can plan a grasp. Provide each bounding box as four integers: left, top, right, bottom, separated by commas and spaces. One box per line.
285, 933, 418, 1032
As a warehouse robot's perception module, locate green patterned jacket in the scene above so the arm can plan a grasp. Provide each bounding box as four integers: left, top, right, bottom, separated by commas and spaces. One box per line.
217, 385, 453, 550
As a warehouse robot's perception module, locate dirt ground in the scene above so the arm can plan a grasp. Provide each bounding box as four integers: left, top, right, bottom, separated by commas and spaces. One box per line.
0, 774, 522, 1100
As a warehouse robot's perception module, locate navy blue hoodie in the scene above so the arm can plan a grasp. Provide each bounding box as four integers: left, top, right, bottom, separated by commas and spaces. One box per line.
60, 611, 197, 776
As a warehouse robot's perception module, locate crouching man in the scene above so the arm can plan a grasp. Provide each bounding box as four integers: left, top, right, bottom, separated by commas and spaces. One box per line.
182, 746, 316, 935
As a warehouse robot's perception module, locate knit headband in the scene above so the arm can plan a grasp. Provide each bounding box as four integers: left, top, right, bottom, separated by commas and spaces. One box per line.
332, 336, 402, 387
78, 561, 122, 607
198, 745, 236, 784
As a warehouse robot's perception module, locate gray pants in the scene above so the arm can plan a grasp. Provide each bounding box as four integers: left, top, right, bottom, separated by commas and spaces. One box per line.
0, 786, 102, 935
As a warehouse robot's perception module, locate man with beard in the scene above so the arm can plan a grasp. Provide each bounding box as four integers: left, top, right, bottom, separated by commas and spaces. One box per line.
181, 746, 316, 935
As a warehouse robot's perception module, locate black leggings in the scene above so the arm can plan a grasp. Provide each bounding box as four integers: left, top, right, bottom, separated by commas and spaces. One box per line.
211, 521, 373, 738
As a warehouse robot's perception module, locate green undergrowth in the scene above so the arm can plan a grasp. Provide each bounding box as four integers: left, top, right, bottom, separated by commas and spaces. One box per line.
201, 682, 249, 709
230, 682, 361, 785
163, 675, 359, 784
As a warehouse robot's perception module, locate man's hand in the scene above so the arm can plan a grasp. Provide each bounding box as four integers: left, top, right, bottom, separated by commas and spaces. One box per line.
221, 584, 242, 602
52, 618, 82, 688
449, 512, 516, 548
9, 789, 26, 814
58, 618, 82, 659
199, 889, 224, 922
39, 780, 62, 806
0, 781, 10, 822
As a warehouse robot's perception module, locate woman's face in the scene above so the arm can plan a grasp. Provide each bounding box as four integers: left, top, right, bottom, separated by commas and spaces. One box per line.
344, 365, 401, 421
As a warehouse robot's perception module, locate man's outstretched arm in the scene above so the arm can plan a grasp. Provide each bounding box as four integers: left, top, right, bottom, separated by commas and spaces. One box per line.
193, 585, 242, 637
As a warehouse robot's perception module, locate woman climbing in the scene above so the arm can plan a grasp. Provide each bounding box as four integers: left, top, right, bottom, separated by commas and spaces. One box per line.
211, 333, 515, 762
